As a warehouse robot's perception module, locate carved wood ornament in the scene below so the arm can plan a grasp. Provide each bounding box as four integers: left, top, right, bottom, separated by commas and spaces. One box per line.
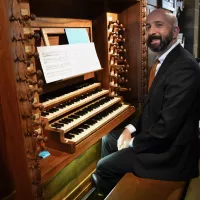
9, 0, 46, 198
140, 0, 148, 99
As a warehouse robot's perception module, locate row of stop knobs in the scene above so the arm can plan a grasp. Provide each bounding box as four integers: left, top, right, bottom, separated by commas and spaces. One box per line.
108, 20, 130, 92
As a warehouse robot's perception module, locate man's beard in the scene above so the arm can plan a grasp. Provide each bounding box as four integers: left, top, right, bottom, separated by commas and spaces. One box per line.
147, 30, 174, 52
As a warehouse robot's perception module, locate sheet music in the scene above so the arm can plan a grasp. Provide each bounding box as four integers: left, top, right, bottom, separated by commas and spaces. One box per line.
37, 42, 101, 83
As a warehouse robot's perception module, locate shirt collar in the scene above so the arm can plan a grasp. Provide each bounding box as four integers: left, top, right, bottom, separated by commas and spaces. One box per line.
158, 40, 180, 64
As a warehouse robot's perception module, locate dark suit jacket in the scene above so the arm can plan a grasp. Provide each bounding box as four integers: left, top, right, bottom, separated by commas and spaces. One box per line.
132, 44, 200, 181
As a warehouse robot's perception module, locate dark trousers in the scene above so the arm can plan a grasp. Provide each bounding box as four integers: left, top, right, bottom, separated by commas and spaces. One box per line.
96, 129, 136, 195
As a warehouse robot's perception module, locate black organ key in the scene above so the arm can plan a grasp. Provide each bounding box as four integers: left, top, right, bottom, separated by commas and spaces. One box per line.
76, 128, 85, 133
83, 124, 90, 128
63, 102, 126, 141
68, 114, 79, 119
57, 104, 66, 108
94, 115, 103, 120
40, 81, 97, 103
43, 89, 103, 117
69, 129, 80, 135
41, 111, 49, 116
51, 122, 64, 129
59, 118, 72, 124
51, 96, 123, 136
65, 133, 74, 139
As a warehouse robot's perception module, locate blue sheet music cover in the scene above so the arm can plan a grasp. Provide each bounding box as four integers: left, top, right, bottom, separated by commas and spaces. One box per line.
65, 28, 90, 44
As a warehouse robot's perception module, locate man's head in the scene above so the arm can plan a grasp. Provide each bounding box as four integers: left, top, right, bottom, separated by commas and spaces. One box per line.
146, 9, 180, 54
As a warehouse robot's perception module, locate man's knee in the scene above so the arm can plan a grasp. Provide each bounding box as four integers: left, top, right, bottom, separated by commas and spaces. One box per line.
96, 161, 102, 175
102, 134, 110, 145
96, 156, 105, 171
101, 130, 121, 157
102, 130, 118, 144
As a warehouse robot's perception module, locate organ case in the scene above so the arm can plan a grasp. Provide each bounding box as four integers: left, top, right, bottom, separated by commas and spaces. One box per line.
0, 0, 148, 199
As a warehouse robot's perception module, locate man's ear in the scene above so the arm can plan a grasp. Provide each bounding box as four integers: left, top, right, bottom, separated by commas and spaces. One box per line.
173, 26, 180, 39
173, 26, 180, 34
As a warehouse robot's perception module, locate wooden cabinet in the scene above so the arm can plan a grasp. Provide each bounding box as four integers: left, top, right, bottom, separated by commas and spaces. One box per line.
0, 0, 148, 199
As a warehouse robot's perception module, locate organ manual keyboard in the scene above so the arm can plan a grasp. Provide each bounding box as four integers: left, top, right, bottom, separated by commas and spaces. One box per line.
40, 78, 135, 153
42, 82, 133, 153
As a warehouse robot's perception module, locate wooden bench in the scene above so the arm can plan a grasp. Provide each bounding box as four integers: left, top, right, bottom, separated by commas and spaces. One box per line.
105, 173, 187, 200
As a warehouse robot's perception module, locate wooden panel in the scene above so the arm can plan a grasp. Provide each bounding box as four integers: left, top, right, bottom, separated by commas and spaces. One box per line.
58, 163, 96, 200
0, 104, 15, 199
40, 150, 69, 180
40, 142, 101, 199
47, 36, 60, 46
30, 0, 103, 19
41, 29, 51, 46
31, 17, 92, 28
119, 3, 142, 104
0, 0, 34, 199
30, 0, 138, 19
93, 13, 110, 89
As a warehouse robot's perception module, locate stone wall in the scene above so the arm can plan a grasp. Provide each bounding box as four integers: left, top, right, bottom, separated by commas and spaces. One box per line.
181, 0, 199, 57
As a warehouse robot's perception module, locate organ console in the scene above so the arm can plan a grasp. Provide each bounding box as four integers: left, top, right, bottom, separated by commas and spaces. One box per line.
0, 0, 148, 199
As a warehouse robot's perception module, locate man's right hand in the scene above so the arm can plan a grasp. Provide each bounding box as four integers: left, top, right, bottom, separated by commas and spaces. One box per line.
117, 128, 132, 150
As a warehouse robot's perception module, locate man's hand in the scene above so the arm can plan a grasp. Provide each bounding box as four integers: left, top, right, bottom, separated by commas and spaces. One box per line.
117, 128, 132, 150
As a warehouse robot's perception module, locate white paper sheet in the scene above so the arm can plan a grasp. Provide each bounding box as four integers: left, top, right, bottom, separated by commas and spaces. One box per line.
37, 42, 101, 83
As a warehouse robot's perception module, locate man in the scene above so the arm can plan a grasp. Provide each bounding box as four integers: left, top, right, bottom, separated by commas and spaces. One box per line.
92, 9, 200, 196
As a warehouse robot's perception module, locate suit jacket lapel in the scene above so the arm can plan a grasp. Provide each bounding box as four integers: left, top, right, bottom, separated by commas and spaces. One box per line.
143, 44, 182, 108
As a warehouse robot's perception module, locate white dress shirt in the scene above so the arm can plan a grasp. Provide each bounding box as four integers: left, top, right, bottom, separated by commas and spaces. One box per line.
127, 40, 180, 147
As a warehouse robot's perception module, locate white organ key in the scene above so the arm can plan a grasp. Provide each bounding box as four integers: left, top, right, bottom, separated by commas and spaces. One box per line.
64, 104, 129, 144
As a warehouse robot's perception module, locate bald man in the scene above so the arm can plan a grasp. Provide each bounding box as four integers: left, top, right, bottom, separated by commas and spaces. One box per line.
92, 9, 200, 196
